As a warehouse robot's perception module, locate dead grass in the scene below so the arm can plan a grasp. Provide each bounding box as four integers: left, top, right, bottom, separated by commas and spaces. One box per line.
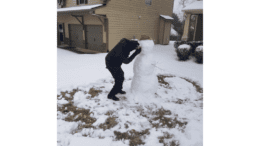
150, 108, 187, 129
59, 88, 88, 101
180, 77, 203, 102
157, 75, 175, 89
99, 116, 118, 131
105, 110, 115, 116
57, 87, 104, 131
58, 101, 96, 129
157, 75, 203, 95
88, 87, 102, 98
114, 129, 150, 146
158, 132, 180, 146
173, 99, 189, 104
57, 82, 196, 143
180, 77, 203, 94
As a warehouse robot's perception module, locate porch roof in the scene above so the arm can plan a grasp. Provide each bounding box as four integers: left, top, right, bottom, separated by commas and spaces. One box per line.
182, 1, 203, 11
160, 15, 174, 20
57, 4, 103, 12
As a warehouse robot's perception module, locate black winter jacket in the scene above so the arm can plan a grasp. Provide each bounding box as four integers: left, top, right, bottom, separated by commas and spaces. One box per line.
105, 38, 141, 68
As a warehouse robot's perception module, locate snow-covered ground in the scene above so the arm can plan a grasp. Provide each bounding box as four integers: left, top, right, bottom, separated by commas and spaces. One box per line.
57, 41, 203, 146
57, 41, 202, 91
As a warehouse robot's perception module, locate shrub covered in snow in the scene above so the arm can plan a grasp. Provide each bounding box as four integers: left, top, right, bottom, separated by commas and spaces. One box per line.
176, 44, 191, 61
195, 45, 203, 63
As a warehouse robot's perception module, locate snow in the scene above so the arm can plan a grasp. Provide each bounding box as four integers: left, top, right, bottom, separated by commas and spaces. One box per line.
58, 41, 202, 89
131, 39, 158, 103
57, 98, 69, 105
57, 41, 203, 146
171, 28, 178, 36
73, 91, 87, 106
196, 45, 203, 51
69, 137, 113, 146
57, 4, 103, 12
182, 1, 203, 11
178, 44, 191, 49
160, 15, 174, 20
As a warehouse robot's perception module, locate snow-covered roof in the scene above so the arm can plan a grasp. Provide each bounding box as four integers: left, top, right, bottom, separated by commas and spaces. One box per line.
182, 1, 203, 11
57, 4, 103, 12
160, 15, 174, 20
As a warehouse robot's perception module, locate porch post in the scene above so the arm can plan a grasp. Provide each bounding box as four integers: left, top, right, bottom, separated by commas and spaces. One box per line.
181, 13, 191, 41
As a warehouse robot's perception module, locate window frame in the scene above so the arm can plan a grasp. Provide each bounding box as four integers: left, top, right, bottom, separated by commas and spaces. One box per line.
145, 0, 152, 6
78, 0, 88, 5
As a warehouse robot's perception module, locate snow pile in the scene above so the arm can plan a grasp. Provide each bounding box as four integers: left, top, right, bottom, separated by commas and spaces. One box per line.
130, 39, 158, 103
73, 91, 88, 107
171, 28, 178, 36
57, 98, 69, 105
178, 44, 191, 50
196, 45, 203, 52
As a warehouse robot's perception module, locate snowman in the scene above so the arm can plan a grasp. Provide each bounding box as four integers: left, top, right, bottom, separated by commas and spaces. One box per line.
130, 36, 158, 102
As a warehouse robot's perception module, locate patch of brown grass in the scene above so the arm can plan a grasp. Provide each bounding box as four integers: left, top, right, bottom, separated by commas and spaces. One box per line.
158, 132, 180, 146
57, 88, 98, 131
57, 101, 96, 129
105, 110, 114, 116
88, 87, 102, 98
173, 99, 189, 104
114, 129, 150, 146
180, 77, 203, 94
99, 116, 118, 131
150, 108, 187, 129
157, 75, 175, 89
59, 88, 87, 101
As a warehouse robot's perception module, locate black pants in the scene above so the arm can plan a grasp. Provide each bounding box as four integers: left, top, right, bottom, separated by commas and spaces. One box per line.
107, 66, 125, 96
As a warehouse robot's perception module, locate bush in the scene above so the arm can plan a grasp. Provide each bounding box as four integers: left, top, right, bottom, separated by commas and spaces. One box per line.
173, 41, 179, 49
176, 44, 191, 61
195, 45, 203, 63
170, 36, 178, 40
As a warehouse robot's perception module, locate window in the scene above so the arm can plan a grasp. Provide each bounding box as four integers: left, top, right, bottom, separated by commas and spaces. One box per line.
145, 0, 152, 6
58, 0, 65, 5
78, 0, 88, 4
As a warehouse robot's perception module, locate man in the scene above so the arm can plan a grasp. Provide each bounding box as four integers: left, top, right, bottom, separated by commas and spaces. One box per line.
105, 38, 141, 101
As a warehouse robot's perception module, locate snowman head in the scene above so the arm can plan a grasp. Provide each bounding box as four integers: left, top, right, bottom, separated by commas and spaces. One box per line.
138, 39, 154, 55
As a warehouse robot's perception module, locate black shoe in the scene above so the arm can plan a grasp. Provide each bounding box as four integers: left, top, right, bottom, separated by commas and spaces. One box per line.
118, 90, 126, 94
108, 95, 119, 101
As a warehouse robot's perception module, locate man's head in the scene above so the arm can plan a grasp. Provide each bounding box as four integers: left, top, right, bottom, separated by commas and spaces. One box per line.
121, 38, 140, 52
129, 40, 140, 51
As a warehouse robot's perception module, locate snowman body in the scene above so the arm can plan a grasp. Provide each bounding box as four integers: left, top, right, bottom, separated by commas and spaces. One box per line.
131, 40, 158, 100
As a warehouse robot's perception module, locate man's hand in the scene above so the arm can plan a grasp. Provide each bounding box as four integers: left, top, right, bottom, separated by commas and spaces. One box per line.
135, 47, 142, 54
123, 47, 141, 64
